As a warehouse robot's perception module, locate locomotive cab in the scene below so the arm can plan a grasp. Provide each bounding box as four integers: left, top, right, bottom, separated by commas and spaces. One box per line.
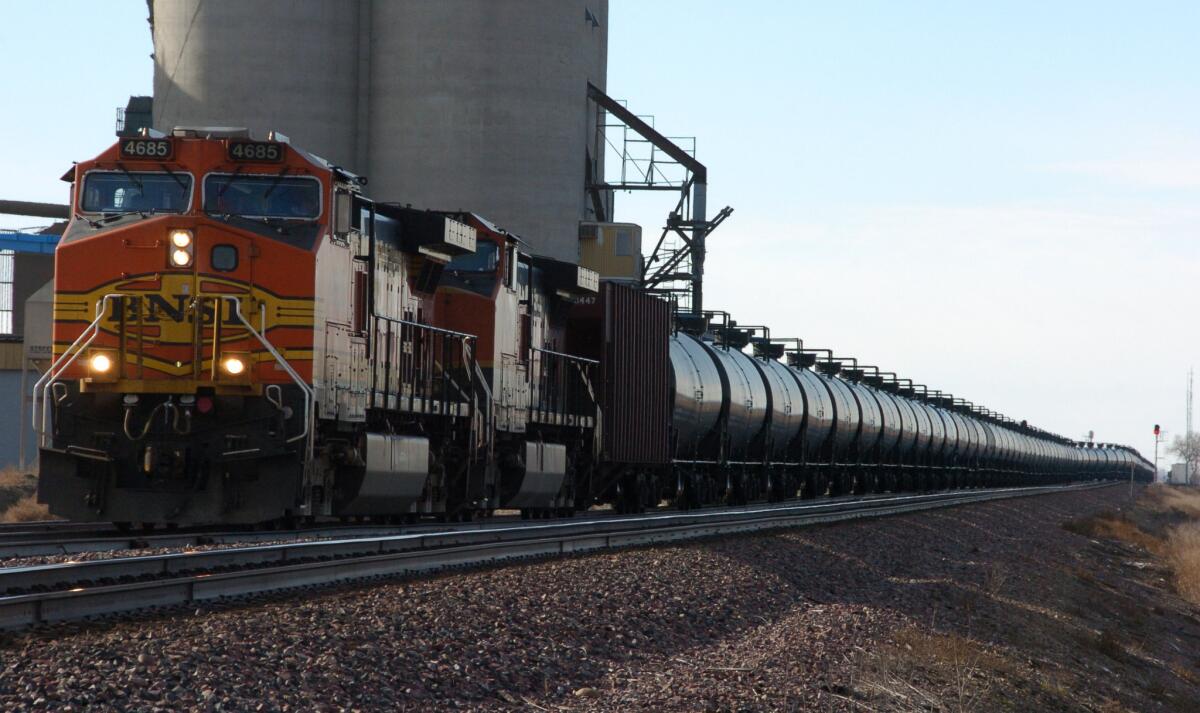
436, 215, 601, 515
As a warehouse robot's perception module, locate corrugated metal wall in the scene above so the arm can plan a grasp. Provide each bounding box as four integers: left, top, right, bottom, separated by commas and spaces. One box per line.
570, 284, 671, 464
0, 370, 34, 469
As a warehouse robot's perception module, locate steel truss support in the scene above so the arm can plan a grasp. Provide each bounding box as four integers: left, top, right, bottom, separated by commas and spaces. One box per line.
586, 83, 732, 314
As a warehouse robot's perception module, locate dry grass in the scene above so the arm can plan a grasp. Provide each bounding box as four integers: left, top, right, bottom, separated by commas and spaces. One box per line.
1166, 522, 1200, 606
1062, 511, 1163, 555
0, 466, 33, 490
1153, 486, 1200, 519
853, 629, 1014, 712
0, 466, 48, 522
1, 495, 50, 522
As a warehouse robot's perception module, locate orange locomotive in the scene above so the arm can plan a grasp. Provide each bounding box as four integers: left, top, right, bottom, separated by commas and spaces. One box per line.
35, 128, 601, 526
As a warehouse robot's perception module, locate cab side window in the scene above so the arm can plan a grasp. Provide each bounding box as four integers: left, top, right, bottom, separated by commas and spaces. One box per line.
504, 244, 517, 289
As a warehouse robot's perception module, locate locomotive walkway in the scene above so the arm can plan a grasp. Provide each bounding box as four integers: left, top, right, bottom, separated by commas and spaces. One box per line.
0, 482, 1115, 631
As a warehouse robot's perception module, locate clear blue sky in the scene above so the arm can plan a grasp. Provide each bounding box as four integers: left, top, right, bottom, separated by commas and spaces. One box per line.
2, 1, 1197, 464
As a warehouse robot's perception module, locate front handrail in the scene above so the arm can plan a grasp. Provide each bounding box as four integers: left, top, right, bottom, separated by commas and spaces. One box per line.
32, 293, 130, 447
221, 296, 314, 452
33, 293, 314, 459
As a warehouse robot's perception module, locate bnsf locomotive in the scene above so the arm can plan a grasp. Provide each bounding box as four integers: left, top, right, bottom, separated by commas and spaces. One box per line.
34, 130, 1152, 527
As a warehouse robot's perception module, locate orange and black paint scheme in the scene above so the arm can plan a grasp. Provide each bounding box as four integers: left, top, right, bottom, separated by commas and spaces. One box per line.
36, 129, 603, 527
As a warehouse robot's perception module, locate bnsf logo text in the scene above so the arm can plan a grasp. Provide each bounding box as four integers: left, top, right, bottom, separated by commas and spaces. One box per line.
107, 294, 243, 326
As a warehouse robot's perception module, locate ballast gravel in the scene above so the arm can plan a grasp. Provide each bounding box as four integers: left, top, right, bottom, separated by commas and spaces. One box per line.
0, 485, 1195, 711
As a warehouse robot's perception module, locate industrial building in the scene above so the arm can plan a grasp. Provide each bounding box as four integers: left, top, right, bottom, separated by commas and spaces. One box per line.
0, 234, 54, 470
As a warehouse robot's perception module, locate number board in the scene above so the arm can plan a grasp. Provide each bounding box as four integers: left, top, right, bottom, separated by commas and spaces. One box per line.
227, 141, 284, 163
119, 138, 173, 160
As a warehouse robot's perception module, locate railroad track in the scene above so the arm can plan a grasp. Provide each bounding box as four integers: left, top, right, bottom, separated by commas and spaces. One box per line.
0, 482, 1115, 631
0, 490, 978, 559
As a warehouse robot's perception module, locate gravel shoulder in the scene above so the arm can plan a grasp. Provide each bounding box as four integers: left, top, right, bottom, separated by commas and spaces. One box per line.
1, 484, 1197, 711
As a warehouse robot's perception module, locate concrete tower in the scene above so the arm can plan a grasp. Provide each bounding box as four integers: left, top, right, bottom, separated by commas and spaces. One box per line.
150, 0, 609, 261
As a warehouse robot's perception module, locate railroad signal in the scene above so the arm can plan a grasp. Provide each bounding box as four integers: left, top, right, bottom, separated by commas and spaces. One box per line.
1154, 424, 1161, 436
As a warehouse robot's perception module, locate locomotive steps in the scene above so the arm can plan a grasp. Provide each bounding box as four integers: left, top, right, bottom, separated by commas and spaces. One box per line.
0, 482, 1113, 631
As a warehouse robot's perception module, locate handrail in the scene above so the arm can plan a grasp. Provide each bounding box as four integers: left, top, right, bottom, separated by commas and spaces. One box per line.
530, 346, 599, 366
34, 293, 313, 457
221, 296, 314, 451
528, 346, 598, 426
32, 293, 130, 446
373, 314, 478, 342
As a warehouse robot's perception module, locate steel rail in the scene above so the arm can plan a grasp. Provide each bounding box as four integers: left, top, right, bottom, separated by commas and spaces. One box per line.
0, 482, 1116, 630
0, 488, 986, 559
0, 489, 1004, 578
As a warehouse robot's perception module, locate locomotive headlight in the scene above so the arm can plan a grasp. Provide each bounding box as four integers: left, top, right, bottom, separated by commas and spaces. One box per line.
168, 229, 193, 267
87, 350, 118, 382
220, 353, 249, 378
90, 353, 112, 373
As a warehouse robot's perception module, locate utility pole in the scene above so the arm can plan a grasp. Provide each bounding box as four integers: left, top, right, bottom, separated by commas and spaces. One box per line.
1154, 424, 1162, 483
1188, 368, 1194, 486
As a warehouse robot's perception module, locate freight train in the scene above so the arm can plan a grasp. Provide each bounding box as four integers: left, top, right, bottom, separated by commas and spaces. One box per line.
33, 130, 1154, 527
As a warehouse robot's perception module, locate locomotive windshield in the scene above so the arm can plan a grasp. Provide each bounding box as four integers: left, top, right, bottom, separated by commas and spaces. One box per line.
204, 174, 321, 219
81, 171, 193, 214
446, 242, 499, 273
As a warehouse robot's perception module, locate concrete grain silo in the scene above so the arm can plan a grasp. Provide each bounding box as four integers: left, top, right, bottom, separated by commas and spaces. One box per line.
150, 0, 609, 262
150, 0, 362, 171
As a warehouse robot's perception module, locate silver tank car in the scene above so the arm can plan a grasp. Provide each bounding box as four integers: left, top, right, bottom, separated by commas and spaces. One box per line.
910, 398, 934, 457
845, 381, 883, 455
869, 387, 903, 456
892, 394, 919, 457
921, 402, 946, 459
668, 334, 723, 454
705, 344, 769, 454
667, 334, 770, 457
790, 367, 835, 459
815, 372, 861, 461
936, 405, 964, 460
752, 358, 807, 457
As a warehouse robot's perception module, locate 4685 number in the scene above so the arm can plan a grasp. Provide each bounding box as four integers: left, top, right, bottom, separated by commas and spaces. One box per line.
228, 141, 283, 162
120, 138, 172, 159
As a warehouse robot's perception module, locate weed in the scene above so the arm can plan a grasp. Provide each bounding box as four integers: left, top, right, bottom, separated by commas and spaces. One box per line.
0, 495, 50, 523
1062, 511, 1162, 555
1167, 523, 1200, 606
854, 628, 1011, 712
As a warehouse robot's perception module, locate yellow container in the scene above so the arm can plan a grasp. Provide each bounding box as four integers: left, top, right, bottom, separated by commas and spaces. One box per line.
578, 222, 642, 283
